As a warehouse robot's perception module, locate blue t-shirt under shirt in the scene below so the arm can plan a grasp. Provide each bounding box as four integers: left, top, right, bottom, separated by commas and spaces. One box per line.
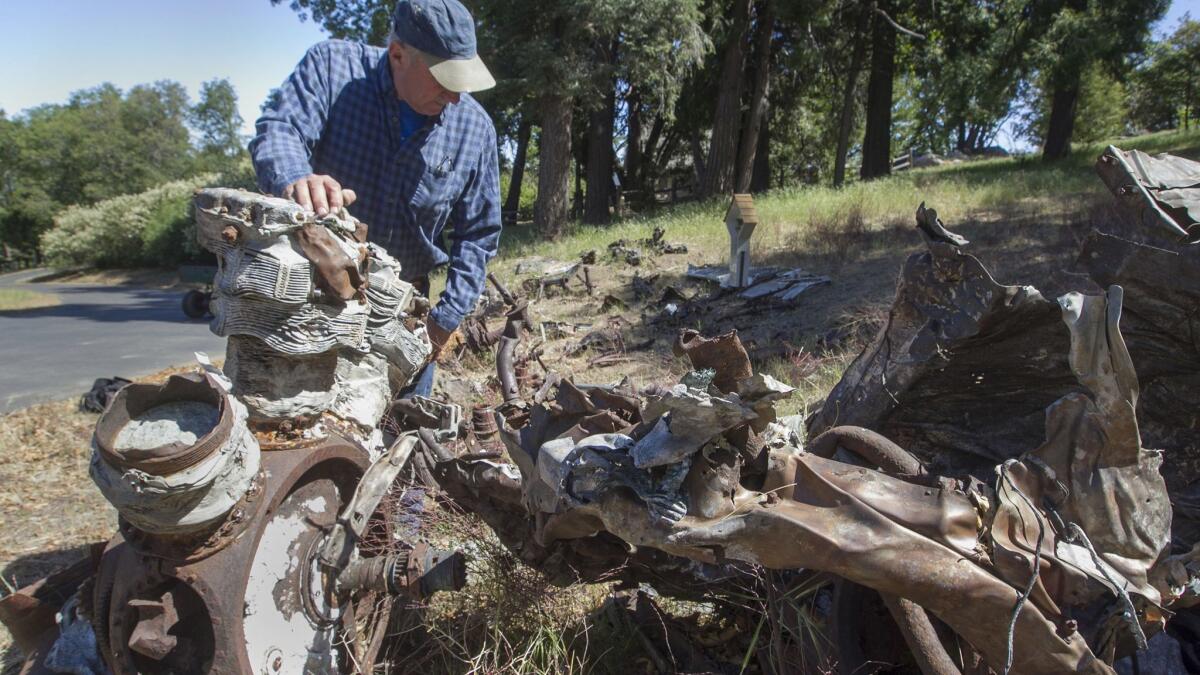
398, 100, 427, 142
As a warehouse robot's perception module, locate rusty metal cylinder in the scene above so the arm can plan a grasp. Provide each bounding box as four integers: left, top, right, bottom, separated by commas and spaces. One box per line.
337, 545, 466, 598
471, 404, 498, 441
89, 373, 260, 535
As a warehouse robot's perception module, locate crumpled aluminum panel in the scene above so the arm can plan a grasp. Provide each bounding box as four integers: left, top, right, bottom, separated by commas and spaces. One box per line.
1096, 145, 1200, 243
988, 287, 1170, 662
498, 283, 1144, 673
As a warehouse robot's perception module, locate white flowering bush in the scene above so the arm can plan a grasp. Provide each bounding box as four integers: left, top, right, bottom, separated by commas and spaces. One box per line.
41, 161, 256, 268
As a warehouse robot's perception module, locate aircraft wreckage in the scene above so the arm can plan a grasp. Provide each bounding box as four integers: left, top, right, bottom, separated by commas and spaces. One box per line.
2, 145, 1199, 674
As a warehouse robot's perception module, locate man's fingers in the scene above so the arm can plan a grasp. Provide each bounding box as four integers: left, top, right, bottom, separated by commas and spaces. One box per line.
292, 179, 312, 211
326, 177, 344, 212
286, 175, 353, 217
310, 176, 330, 216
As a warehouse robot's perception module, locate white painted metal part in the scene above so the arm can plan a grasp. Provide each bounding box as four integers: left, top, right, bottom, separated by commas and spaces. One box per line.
243, 483, 341, 675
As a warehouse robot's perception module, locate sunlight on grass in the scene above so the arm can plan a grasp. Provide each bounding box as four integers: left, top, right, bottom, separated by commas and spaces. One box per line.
0, 288, 59, 312
488, 127, 1200, 276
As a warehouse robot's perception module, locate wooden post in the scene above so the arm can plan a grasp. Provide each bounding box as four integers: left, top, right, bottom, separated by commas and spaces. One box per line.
725, 194, 759, 288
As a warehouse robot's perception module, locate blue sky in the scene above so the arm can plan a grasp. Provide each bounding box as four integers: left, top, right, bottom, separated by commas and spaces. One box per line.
0, 0, 1196, 142
0, 0, 326, 135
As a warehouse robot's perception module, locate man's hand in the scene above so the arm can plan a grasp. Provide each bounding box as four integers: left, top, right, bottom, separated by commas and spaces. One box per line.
427, 321, 455, 362
284, 174, 357, 217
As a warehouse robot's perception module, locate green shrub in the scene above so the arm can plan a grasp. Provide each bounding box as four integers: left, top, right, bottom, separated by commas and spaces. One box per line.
499, 169, 538, 222
41, 160, 255, 268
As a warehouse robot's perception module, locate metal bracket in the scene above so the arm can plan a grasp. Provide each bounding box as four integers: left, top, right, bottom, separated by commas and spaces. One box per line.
317, 433, 419, 573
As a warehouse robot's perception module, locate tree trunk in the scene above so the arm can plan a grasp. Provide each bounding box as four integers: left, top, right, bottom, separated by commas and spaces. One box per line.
699, 0, 752, 199
1042, 73, 1081, 162
573, 136, 584, 220
735, 0, 774, 193
533, 94, 572, 237
750, 108, 770, 192
639, 114, 667, 198
624, 89, 643, 195
583, 42, 619, 225
504, 118, 532, 225
833, 6, 871, 188
861, 0, 897, 181
583, 103, 615, 224
690, 127, 707, 188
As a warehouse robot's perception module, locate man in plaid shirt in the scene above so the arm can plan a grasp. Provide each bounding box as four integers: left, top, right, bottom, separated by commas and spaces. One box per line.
250, 0, 500, 397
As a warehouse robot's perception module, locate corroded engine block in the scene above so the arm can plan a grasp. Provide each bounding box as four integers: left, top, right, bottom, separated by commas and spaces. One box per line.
2, 190, 463, 675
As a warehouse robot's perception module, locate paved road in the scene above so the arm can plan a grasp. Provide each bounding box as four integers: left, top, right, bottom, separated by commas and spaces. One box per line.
0, 270, 225, 412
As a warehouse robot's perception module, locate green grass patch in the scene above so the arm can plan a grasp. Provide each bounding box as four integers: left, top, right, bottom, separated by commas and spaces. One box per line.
486, 127, 1200, 275
0, 288, 59, 312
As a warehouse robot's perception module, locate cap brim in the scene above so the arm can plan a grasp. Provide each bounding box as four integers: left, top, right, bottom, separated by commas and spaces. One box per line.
420, 52, 496, 93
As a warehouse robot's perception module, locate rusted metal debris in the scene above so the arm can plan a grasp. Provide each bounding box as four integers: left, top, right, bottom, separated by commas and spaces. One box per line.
579, 265, 596, 295
443, 271, 1153, 673
471, 403, 499, 441
641, 226, 689, 255
6, 152, 1200, 674
408, 148, 1200, 673
566, 319, 627, 358
459, 313, 502, 353
915, 201, 969, 246
608, 240, 643, 266
1096, 144, 1200, 244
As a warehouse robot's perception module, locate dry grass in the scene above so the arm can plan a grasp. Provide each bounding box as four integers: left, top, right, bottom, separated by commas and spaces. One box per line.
0, 398, 114, 667
0, 399, 113, 588
388, 503, 625, 674
0, 288, 59, 313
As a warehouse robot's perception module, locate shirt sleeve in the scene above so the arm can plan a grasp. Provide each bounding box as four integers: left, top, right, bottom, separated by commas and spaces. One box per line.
429, 124, 502, 333
249, 42, 333, 196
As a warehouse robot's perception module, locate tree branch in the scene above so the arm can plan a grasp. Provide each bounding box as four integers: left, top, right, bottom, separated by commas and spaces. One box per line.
874, 7, 925, 40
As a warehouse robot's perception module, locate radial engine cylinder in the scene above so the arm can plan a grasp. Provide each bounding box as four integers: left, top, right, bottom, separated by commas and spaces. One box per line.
89, 372, 260, 535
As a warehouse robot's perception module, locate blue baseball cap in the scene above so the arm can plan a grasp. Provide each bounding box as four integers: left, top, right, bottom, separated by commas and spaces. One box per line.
392, 0, 495, 93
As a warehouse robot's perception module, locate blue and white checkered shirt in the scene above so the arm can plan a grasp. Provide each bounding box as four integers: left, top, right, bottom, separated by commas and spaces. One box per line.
250, 39, 501, 332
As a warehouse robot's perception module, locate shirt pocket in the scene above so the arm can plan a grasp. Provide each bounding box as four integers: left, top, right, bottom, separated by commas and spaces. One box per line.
409, 152, 462, 235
